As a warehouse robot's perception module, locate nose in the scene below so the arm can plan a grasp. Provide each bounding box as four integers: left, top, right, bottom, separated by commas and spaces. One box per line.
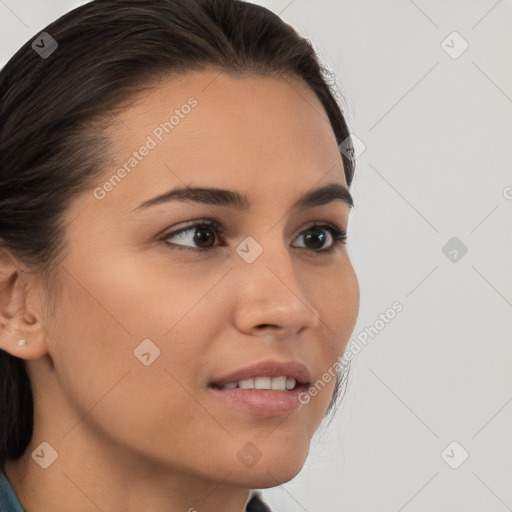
231, 240, 320, 339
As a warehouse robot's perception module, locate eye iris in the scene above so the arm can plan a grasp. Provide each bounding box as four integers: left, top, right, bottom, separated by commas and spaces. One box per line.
304, 228, 326, 249
194, 226, 215, 248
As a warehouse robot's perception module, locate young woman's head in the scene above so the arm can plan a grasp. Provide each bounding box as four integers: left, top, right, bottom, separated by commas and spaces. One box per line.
0, 0, 359, 509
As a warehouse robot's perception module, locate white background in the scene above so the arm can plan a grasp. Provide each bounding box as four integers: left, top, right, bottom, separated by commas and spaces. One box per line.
1, 1, 511, 510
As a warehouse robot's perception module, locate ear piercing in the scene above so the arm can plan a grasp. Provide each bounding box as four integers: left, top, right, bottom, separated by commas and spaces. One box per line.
17, 339, 26, 346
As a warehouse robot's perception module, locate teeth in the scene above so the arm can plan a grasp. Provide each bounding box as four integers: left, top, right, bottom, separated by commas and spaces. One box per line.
255, 376, 271, 389
238, 379, 254, 389
271, 376, 287, 390
286, 377, 296, 390
218, 376, 297, 391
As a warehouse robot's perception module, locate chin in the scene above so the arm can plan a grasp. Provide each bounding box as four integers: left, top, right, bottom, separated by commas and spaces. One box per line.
223, 443, 310, 489
233, 461, 307, 489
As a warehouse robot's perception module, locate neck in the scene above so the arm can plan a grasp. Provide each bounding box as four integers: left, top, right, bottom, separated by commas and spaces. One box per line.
4, 440, 252, 512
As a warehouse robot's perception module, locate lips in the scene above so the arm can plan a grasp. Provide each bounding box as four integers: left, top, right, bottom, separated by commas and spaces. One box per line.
209, 360, 311, 388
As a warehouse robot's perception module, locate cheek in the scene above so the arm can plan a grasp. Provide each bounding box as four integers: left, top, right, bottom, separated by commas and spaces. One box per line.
45, 274, 212, 458
297, 261, 359, 417
47, 289, 132, 417
48, 254, 217, 405
309, 260, 360, 356
72, 246, 231, 340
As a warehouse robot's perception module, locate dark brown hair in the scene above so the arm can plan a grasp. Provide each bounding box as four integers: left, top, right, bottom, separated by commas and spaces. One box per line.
0, 0, 356, 469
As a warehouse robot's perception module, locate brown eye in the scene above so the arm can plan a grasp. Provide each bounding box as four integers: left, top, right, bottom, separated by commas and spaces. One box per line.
162, 220, 225, 251
190, 225, 216, 248
303, 227, 329, 250
291, 223, 347, 253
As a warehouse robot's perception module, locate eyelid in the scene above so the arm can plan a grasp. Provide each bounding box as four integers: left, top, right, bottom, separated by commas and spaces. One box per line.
158, 218, 226, 241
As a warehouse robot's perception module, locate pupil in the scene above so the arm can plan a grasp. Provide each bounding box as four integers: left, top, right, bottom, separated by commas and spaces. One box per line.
305, 229, 325, 249
194, 226, 215, 247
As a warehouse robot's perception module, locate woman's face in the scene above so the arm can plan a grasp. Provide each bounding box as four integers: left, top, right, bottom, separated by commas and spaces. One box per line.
30, 70, 359, 488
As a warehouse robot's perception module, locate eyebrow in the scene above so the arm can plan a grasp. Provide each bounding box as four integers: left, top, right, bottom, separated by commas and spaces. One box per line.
134, 182, 354, 212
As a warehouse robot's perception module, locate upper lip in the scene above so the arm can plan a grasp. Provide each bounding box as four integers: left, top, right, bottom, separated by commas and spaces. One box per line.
210, 360, 311, 387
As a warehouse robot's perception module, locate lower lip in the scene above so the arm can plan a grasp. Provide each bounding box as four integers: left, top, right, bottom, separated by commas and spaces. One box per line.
209, 384, 309, 417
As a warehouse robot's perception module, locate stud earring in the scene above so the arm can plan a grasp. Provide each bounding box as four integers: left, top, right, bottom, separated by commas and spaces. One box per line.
17, 339, 26, 346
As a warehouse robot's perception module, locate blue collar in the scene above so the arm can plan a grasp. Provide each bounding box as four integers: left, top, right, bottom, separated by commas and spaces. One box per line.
0, 470, 25, 512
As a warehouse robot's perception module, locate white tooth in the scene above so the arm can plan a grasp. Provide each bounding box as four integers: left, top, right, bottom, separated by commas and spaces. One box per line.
286, 377, 296, 390
254, 376, 272, 390
233, 376, 295, 390
238, 378, 254, 389
271, 376, 287, 390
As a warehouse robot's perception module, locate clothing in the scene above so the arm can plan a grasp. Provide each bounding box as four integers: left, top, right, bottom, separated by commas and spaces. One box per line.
246, 490, 273, 511
0, 471, 24, 512
0, 470, 271, 512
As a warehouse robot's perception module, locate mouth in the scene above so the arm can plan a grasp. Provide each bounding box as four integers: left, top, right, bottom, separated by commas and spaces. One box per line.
208, 360, 311, 417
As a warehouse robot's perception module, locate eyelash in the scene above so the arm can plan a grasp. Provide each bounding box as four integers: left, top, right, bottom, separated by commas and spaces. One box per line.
160, 219, 347, 254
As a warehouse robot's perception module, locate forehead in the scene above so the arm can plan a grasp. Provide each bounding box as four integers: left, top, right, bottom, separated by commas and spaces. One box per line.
100, 70, 347, 212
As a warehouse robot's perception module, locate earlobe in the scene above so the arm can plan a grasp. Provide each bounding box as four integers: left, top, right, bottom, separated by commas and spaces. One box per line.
5, 332, 49, 360
0, 249, 49, 360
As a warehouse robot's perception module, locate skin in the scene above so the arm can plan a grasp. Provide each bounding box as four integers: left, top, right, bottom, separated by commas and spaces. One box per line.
0, 69, 359, 512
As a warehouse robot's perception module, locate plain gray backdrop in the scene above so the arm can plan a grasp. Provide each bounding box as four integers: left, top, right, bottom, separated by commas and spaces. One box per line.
1, 1, 511, 511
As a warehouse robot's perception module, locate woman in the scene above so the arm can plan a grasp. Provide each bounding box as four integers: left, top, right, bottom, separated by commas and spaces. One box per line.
0, 0, 359, 510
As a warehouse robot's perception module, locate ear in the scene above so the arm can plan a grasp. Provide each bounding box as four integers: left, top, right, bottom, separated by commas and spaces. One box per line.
0, 249, 49, 360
